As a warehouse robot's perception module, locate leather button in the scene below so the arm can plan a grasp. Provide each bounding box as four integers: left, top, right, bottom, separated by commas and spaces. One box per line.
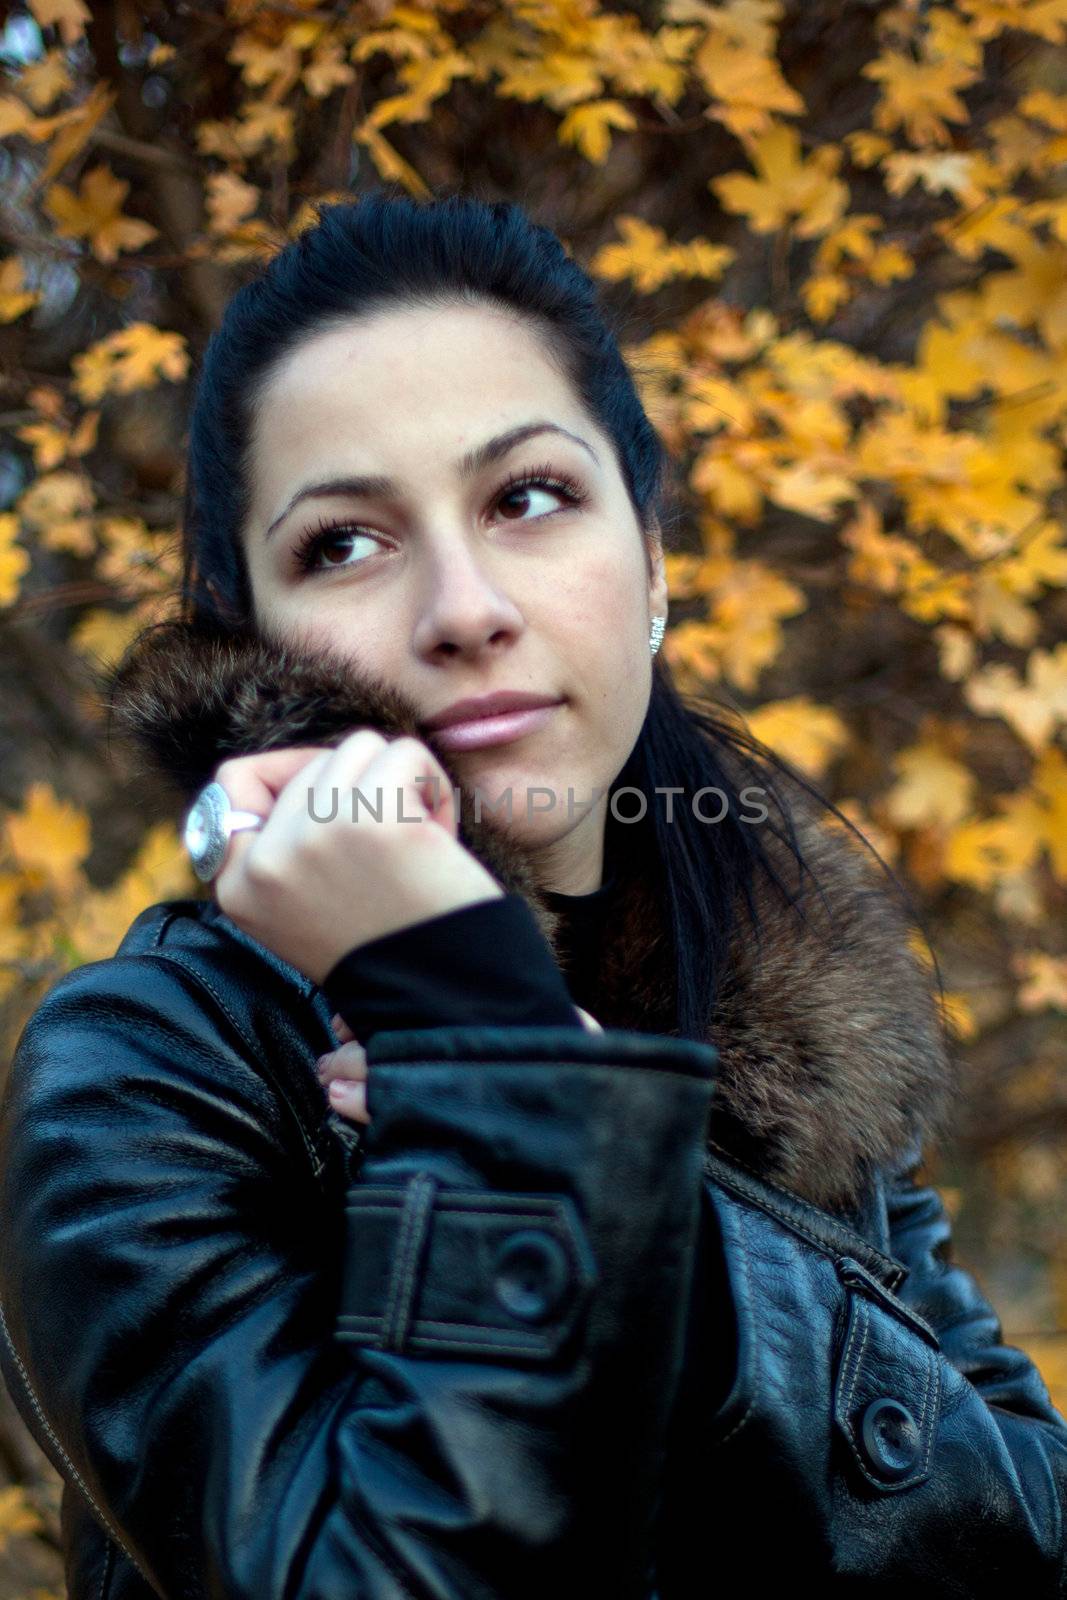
859, 1396, 922, 1479
491, 1230, 571, 1323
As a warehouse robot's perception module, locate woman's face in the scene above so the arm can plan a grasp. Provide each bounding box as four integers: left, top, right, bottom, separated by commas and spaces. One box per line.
241, 300, 667, 888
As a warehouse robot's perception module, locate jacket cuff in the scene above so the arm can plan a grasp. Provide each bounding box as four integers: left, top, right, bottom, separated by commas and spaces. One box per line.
319, 893, 579, 1037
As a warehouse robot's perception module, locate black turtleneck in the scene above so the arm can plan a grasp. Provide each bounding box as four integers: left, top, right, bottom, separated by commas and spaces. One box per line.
319, 873, 620, 1045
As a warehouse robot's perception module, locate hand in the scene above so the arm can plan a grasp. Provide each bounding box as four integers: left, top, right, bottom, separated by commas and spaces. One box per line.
317, 1006, 606, 1128
209, 730, 505, 986
317, 1014, 370, 1125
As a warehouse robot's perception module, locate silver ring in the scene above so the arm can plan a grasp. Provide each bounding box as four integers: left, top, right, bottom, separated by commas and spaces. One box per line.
183, 779, 265, 883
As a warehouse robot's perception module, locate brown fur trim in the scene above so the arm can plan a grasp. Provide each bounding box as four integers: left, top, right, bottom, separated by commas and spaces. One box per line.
105, 621, 957, 1211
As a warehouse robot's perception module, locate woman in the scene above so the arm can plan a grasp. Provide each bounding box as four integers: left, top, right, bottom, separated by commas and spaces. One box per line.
1, 192, 1064, 1599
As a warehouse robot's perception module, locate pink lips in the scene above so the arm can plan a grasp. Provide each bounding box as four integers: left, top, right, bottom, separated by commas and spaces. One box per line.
428, 702, 562, 751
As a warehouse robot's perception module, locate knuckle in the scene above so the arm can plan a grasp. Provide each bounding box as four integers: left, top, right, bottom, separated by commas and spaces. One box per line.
241, 843, 283, 888
213, 756, 244, 786
342, 727, 388, 753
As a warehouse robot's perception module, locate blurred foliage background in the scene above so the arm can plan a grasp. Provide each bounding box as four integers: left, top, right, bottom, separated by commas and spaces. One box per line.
2, 0, 1067, 1589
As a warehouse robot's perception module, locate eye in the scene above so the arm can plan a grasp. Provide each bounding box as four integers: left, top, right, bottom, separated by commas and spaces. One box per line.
290, 519, 382, 575
289, 461, 588, 576
492, 463, 588, 524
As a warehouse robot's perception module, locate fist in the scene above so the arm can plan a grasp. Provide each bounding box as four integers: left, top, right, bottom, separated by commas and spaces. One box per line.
207, 729, 504, 985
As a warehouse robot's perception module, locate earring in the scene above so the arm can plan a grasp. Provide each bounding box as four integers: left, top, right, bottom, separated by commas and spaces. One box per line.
649, 614, 666, 655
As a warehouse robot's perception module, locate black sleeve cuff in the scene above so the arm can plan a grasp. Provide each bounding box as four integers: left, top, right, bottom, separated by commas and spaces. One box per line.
319, 893, 581, 1039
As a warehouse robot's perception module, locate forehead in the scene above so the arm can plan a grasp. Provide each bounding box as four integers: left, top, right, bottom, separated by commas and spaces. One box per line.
251, 301, 579, 439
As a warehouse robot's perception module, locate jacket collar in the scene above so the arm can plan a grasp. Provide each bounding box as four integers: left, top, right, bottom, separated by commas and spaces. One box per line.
106, 620, 957, 1214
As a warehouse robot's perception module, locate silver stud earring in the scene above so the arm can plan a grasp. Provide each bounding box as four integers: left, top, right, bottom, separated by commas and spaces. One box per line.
649, 614, 666, 655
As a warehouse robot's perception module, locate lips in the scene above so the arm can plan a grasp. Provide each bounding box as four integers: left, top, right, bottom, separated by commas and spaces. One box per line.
422, 692, 563, 733
425, 702, 563, 752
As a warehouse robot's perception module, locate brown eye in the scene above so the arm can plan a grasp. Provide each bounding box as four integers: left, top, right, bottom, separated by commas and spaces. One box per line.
496, 483, 564, 521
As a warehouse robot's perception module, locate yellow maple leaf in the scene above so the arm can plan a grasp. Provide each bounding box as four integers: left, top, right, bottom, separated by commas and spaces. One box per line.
933, 623, 978, 682
925, 6, 986, 66
16, 409, 99, 471
862, 49, 977, 145
690, 435, 777, 520
228, 34, 302, 92
17, 48, 72, 111
711, 121, 848, 238
69, 606, 150, 671
589, 214, 734, 291
695, 37, 805, 141
3, 781, 91, 895
557, 99, 637, 164
0, 96, 36, 139
1014, 951, 1067, 1011
16, 468, 94, 557
0, 256, 41, 323
801, 272, 852, 322
205, 170, 260, 235
997, 521, 1067, 598
746, 695, 850, 777
28, 0, 90, 47
884, 738, 977, 830
981, 236, 1067, 350
964, 643, 1067, 751
936, 195, 1034, 260
43, 165, 158, 264
764, 460, 856, 520
0, 1482, 44, 1544
67, 824, 193, 964
0, 513, 30, 608
696, 555, 807, 692
882, 151, 995, 204
844, 129, 893, 167
840, 502, 923, 593
71, 323, 190, 403
303, 41, 356, 99
38, 81, 116, 188
958, 0, 1067, 44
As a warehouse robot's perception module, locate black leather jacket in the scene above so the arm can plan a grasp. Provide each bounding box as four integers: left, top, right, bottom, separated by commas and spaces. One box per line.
1, 894, 1066, 1599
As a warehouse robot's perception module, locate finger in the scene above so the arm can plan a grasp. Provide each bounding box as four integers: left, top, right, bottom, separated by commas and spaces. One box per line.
575, 1006, 604, 1033
331, 1013, 356, 1043
327, 1077, 369, 1124
316, 1040, 367, 1082
214, 744, 337, 816
335, 733, 458, 836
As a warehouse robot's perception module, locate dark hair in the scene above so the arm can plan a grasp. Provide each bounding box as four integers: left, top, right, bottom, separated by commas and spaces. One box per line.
176, 188, 944, 1042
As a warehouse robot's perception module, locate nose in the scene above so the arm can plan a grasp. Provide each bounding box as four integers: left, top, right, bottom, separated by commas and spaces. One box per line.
411, 537, 526, 662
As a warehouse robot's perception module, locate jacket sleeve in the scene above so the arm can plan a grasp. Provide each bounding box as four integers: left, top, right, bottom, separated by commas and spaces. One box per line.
318, 893, 583, 1034
0, 951, 716, 1600
875, 1140, 1067, 1590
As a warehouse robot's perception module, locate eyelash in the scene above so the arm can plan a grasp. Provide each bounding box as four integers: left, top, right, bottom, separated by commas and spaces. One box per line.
289, 462, 589, 575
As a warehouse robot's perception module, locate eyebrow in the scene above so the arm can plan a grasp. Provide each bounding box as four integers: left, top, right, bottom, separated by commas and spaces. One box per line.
263, 421, 601, 542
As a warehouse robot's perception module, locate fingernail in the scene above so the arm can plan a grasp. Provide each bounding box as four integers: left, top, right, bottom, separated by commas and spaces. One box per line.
329, 1079, 356, 1099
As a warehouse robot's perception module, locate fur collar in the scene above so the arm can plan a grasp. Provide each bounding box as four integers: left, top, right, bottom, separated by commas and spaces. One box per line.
105, 621, 957, 1213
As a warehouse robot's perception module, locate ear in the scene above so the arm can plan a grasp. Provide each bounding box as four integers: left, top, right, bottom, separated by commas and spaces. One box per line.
645, 524, 668, 621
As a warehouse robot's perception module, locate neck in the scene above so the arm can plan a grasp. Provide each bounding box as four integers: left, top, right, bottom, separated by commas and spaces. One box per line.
526, 795, 609, 896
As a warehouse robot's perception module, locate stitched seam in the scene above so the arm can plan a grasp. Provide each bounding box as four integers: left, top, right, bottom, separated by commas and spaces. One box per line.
706, 1142, 901, 1280
717, 1206, 757, 1446
0, 1297, 151, 1586
339, 1329, 556, 1357
340, 1314, 547, 1342
96, 1535, 114, 1600
347, 1190, 560, 1212
921, 1347, 941, 1475
157, 951, 324, 1177
843, 1301, 871, 1425
379, 1175, 437, 1353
